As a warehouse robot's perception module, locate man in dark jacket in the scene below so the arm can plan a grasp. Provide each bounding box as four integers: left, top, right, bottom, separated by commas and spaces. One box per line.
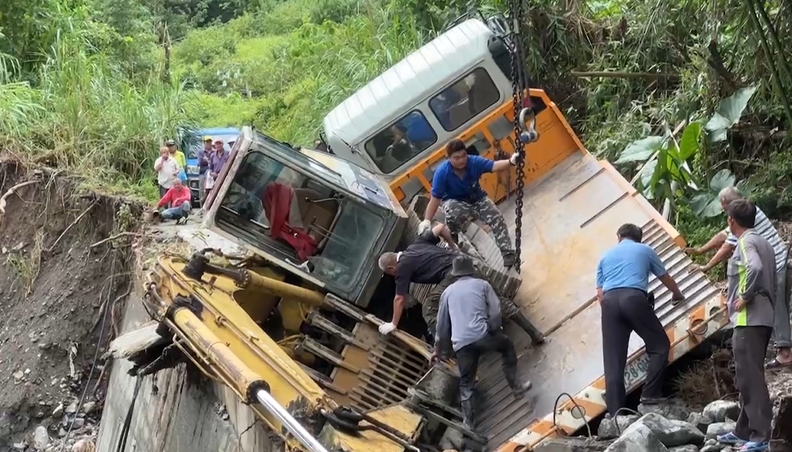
377, 222, 544, 345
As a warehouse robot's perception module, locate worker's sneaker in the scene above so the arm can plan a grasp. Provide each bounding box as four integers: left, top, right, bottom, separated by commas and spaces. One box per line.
717, 432, 747, 446
639, 396, 669, 405
512, 380, 532, 399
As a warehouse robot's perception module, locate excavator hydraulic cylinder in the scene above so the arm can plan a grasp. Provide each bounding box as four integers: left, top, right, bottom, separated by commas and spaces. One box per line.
255, 389, 329, 452
171, 307, 329, 452
241, 270, 325, 307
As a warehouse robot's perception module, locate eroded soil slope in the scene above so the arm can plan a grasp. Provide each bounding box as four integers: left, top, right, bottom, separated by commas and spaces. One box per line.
0, 162, 142, 451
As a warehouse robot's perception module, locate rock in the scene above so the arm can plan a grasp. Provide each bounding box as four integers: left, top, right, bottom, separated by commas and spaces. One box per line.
773, 395, 792, 442
51, 404, 63, 418
80, 401, 96, 414
59, 428, 67, 437
12, 443, 27, 451
638, 403, 690, 421
597, 414, 640, 439
669, 446, 699, 452
686, 412, 713, 434
631, 413, 705, 447
705, 422, 736, 439
702, 401, 740, 423
605, 423, 668, 452
64, 403, 77, 415
71, 439, 96, 452
700, 445, 724, 452
33, 425, 50, 450
13, 370, 24, 380
534, 437, 613, 452
72, 417, 85, 429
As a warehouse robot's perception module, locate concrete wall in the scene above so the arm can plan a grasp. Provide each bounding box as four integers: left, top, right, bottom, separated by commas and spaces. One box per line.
97, 292, 275, 452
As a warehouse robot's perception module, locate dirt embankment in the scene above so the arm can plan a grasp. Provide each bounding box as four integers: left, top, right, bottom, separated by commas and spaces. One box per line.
0, 161, 144, 452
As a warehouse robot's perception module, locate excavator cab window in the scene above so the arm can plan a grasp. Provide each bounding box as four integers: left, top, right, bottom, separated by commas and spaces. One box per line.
215, 145, 388, 292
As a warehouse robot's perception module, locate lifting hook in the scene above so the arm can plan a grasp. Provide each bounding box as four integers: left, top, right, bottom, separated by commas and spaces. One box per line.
518, 107, 539, 144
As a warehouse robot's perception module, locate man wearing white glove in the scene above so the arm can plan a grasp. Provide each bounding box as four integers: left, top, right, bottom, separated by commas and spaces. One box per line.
423, 139, 522, 268
378, 222, 457, 336
378, 221, 544, 345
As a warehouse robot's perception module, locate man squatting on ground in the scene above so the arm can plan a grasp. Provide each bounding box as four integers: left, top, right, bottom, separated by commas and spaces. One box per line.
431, 255, 532, 431
715, 199, 775, 452
596, 223, 685, 416
421, 139, 522, 268
377, 222, 545, 345
686, 186, 792, 371
156, 178, 192, 223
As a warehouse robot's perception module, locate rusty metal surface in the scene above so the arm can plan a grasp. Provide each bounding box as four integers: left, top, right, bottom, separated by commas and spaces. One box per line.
463, 151, 722, 449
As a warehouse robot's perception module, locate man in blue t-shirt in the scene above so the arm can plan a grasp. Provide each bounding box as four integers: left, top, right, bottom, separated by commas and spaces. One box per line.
422, 139, 521, 267
596, 223, 685, 417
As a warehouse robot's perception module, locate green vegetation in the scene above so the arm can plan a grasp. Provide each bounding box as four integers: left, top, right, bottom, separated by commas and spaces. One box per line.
1, 0, 791, 237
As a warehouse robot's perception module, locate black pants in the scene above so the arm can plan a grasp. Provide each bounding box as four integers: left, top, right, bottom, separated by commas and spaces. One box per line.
456, 331, 519, 403
733, 326, 773, 443
601, 288, 670, 416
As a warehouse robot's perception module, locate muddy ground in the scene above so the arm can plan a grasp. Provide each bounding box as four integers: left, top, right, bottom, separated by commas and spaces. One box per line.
0, 162, 142, 452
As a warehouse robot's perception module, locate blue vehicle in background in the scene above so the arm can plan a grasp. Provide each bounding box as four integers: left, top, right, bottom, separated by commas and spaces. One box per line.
177, 127, 241, 207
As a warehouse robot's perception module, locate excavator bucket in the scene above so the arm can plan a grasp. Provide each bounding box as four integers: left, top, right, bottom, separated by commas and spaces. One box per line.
457, 91, 728, 451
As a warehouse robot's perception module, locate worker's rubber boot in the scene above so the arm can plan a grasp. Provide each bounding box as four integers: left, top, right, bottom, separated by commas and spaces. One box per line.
509, 312, 546, 345
460, 400, 476, 431
502, 251, 517, 268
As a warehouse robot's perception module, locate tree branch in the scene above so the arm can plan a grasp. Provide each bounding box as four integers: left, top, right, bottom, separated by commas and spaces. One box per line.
706, 40, 738, 90
744, 0, 792, 130
570, 71, 678, 80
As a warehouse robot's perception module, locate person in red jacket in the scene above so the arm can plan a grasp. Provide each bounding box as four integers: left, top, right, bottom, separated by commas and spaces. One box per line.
156, 179, 192, 223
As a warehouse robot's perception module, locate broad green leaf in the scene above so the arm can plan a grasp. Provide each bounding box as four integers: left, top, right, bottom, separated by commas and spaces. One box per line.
705, 86, 757, 142
678, 122, 701, 161
666, 156, 683, 181
715, 86, 758, 125
649, 148, 669, 189
705, 113, 731, 135
736, 178, 756, 197
639, 159, 657, 190
690, 192, 722, 217
616, 136, 665, 163
710, 168, 736, 193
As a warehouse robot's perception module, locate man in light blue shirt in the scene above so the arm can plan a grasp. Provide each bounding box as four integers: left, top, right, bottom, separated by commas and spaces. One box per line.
432, 255, 531, 431
596, 223, 685, 417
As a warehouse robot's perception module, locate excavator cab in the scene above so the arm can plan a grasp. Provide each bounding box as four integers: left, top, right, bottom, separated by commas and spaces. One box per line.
204, 127, 407, 306
131, 126, 481, 452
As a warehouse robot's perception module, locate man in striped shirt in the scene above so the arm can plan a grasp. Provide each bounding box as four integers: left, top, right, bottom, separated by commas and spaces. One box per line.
687, 186, 791, 370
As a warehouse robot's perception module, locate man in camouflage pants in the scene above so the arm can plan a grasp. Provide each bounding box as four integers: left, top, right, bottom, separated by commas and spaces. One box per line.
421, 139, 520, 268
377, 222, 544, 345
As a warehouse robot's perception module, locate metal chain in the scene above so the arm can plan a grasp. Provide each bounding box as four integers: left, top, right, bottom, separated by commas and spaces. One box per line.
508, 0, 526, 273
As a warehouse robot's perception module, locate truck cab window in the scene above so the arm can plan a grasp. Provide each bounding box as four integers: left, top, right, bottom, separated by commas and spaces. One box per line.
364, 110, 437, 173
429, 67, 500, 131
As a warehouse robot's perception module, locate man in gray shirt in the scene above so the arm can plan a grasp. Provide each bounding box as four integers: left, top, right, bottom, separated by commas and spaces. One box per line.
716, 199, 776, 450
687, 186, 791, 370
432, 255, 532, 432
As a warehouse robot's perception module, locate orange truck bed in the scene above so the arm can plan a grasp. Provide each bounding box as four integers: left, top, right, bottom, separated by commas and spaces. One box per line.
392, 89, 728, 451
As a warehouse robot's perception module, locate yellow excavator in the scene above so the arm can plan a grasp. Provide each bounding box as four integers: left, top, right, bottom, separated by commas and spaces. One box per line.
122, 7, 728, 452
